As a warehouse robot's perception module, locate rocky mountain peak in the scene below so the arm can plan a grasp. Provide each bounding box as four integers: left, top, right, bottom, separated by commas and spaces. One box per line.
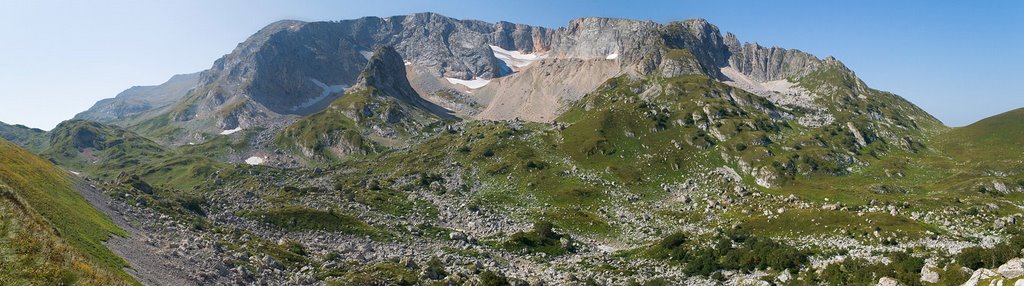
355, 46, 409, 90
723, 32, 741, 53
355, 46, 452, 117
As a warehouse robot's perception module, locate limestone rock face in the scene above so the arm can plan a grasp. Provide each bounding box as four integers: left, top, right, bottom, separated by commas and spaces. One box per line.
964, 268, 1000, 286
727, 42, 823, 82
660, 19, 730, 77
919, 264, 939, 283
998, 258, 1024, 279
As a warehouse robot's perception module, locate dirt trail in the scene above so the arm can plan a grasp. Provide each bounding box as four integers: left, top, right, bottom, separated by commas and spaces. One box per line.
71, 177, 194, 286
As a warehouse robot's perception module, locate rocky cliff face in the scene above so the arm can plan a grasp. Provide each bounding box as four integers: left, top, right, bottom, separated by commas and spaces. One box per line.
726, 41, 824, 82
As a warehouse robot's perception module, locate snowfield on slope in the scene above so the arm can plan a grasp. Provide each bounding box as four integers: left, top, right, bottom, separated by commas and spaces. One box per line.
244, 156, 265, 165
220, 127, 242, 135
490, 45, 546, 68
445, 77, 491, 89
292, 79, 347, 111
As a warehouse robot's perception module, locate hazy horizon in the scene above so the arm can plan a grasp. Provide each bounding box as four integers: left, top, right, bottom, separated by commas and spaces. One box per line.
1, 0, 1021, 130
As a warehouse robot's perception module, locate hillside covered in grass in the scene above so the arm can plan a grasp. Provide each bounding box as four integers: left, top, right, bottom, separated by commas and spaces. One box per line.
0, 139, 133, 284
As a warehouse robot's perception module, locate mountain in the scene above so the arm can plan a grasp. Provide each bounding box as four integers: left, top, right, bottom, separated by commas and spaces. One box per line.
937, 107, 1024, 161
0, 121, 47, 152
0, 138, 132, 284
43, 120, 170, 172
75, 72, 200, 125
275, 46, 453, 162
99, 14, 942, 152
927, 108, 1024, 193
13, 12, 1022, 286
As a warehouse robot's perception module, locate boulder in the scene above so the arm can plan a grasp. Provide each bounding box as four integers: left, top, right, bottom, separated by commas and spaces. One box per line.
449, 231, 467, 241
919, 264, 939, 283
777, 270, 791, 283
877, 276, 899, 286
964, 268, 1000, 286
998, 258, 1024, 278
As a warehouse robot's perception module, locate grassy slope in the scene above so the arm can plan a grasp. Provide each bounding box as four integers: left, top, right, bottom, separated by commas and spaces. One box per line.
0, 139, 133, 284
936, 108, 1024, 161
0, 185, 130, 285
275, 88, 379, 162
44, 120, 229, 191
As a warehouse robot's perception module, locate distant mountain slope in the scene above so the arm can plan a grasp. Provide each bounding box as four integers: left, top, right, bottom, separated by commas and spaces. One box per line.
41, 120, 228, 190
0, 121, 47, 152
937, 108, 1024, 161
75, 73, 200, 125
43, 120, 171, 173
0, 139, 132, 284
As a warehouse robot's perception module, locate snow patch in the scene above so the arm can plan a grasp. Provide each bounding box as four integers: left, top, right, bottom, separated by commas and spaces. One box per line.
69, 171, 81, 176
220, 127, 243, 135
605, 53, 619, 60
489, 45, 545, 68
293, 79, 347, 111
404, 61, 412, 66
359, 50, 374, 60
244, 156, 265, 165
445, 77, 491, 89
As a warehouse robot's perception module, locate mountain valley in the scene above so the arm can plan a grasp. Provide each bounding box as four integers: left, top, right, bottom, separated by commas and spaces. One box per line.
2, 12, 1024, 286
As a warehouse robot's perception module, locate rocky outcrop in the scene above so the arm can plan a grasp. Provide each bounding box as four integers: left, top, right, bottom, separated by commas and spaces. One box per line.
354, 46, 451, 118
726, 42, 823, 82
659, 19, 730, 77
275, 46, 453, 161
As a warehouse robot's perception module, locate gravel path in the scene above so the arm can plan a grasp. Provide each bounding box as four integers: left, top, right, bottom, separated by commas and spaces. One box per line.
71, 177, 194, 286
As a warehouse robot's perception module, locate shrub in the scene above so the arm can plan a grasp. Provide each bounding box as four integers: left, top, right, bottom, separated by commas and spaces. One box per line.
479, 270, 509, 286
503, 221, 569, 256
652, 231, 809, 277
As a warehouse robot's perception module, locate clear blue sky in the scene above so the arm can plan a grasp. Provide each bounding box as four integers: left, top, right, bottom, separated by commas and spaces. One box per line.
1, 0, 1021, 129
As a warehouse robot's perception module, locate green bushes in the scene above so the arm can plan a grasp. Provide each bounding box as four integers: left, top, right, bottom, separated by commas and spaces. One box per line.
809, 252, 924, 286
479, 270, 510, 286
239, 206, 381, 237
502, 221, 572, 256
651, 230, 809, 276
955, 232, 1024, 269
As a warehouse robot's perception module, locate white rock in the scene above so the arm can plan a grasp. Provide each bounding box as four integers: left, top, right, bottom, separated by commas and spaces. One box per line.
877, 276, 899, 286
964, 268, 1001, 286
999, 258, 1024, 278
448, 231, 466, 241
777, 271, 791, 283
920, 264, 939, 283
